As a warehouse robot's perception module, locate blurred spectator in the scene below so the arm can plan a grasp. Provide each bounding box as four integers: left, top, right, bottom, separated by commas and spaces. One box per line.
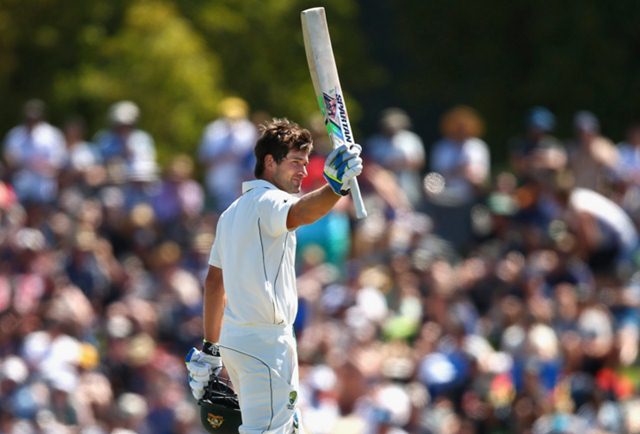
3, 100, 640, 434
614, 121, 640, 230
62, 116, 101, 176
365, 107, 426, 208
60, 116, 105, 200
151, 154, 204, 228
198, 96, 257, 213
429, 105, 490, 205
509, 106, 567, 185
94, 100, 158, 183
566, 110, 619, 194
113, 392, 150, 433
563, 184, 638, 277
2, 99, 67, 203
122, 157, 160, 211
424, 105, 490, 253
616, 121, 640, 185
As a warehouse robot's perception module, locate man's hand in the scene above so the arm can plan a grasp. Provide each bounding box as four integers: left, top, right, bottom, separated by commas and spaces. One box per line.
185, 344, 222, 400
323, 144, 363, 196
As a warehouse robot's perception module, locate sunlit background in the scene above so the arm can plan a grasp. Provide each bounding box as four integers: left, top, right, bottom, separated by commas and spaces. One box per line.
3, 1, 640, 160
2, 1, 640, 433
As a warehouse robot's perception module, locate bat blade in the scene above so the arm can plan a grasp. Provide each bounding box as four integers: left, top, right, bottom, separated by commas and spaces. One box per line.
301, 7, 367, 219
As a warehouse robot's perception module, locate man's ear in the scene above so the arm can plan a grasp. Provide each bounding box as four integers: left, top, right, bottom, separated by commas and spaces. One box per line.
264, 154, 275, 170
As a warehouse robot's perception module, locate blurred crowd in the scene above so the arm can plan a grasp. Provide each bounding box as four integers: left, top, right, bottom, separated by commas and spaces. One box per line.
1, 97, 639, 434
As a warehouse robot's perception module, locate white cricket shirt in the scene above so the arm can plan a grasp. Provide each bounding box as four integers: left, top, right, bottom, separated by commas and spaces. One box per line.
209, 179, 300, 327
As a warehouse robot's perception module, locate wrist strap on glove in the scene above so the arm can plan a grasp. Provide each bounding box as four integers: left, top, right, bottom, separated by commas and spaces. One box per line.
202, 340, 221, 357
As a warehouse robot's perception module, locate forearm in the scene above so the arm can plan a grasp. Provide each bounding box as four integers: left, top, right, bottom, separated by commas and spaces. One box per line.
368, 164, 411, 211
203, 265, 225, 343
287, 184, 342, 229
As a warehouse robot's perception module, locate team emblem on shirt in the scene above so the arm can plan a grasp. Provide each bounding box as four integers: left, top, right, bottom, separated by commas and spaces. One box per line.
287, 391, 298, 409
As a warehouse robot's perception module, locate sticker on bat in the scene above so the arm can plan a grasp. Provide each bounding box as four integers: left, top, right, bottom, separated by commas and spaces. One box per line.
317, 97, 344, 145
334, 92, 353, 144
320, 90, 351, 145
323, 93, 337, 120
320, 95, 343, 142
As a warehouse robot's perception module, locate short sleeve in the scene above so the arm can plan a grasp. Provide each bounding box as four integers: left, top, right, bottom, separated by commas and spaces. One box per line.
208, 220, 223, 267
256, 189, 299, 237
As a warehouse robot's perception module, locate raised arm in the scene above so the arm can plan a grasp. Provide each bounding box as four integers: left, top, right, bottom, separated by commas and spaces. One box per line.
287, 144, 363, 230
287, 184, 342, 229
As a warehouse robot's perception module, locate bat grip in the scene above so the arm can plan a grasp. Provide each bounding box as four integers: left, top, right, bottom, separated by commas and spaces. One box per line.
348, 177, 367, 219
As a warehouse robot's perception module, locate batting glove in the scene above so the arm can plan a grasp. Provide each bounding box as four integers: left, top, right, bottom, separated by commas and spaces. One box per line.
323, 144, 363, 196
185, 342, 223, 400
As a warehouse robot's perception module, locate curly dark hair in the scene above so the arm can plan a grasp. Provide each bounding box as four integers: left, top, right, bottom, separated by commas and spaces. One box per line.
254, 118, 313, 178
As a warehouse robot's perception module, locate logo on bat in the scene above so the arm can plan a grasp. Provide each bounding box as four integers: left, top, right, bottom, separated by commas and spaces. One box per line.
335, 93, 353, 143
321, 89, 352, 145
323, 93, 337, 119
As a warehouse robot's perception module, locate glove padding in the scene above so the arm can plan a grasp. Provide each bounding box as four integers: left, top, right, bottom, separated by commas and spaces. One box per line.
185, 347, 223, 400
323, 144, 363, 196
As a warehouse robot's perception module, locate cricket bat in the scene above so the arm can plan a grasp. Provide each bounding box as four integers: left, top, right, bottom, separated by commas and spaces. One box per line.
301, 7, 368, 219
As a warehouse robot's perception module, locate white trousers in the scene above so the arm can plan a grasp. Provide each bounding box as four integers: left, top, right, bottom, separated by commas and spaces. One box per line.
220, 324, 303, 434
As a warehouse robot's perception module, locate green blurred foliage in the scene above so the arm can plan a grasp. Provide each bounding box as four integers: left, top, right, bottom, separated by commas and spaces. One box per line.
2, 1, 640, 167
55, 0, 222, 162
0, 0, 373, 164
179, 0, 375, 131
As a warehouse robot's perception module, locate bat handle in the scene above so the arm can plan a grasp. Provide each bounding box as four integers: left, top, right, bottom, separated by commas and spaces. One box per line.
348, 177, 367, 219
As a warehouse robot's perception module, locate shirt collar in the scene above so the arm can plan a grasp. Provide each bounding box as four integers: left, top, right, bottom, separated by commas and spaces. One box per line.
242, 179, 278, 194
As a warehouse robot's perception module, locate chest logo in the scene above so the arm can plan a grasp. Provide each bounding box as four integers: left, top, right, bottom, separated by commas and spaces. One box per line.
287, 391, 298, 409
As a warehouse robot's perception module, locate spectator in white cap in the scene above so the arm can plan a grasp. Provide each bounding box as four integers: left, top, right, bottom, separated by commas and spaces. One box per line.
94, 100, 158, 183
